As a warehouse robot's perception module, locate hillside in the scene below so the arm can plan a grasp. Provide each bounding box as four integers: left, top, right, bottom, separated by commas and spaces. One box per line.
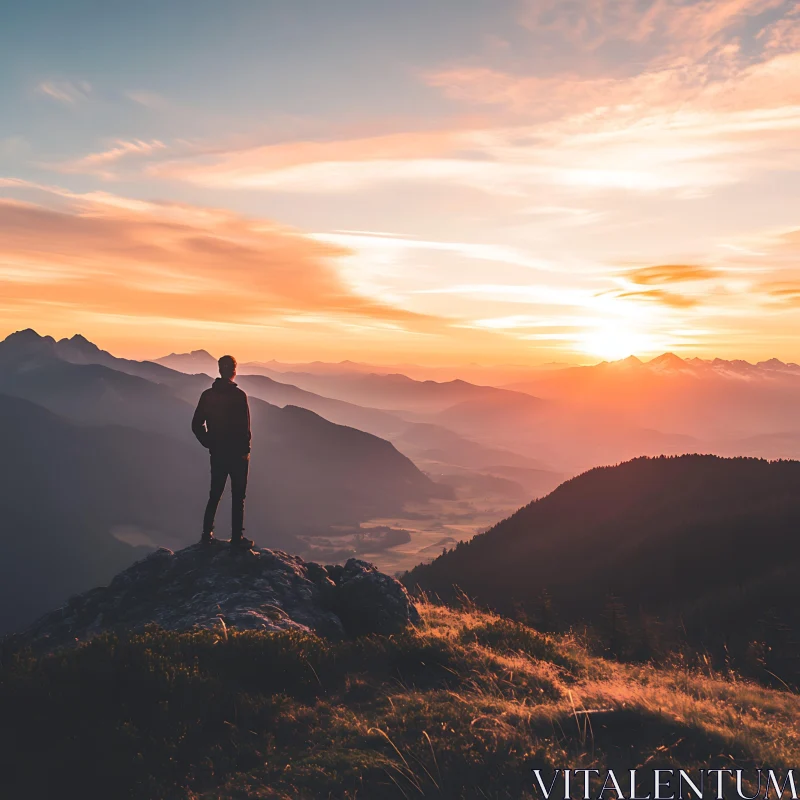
405, 455, 800, 680
2, 601, 797, 799
0, 394, 178, 633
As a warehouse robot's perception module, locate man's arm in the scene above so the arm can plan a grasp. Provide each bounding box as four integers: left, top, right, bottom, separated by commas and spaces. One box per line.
191, 393, 210, 448
244, 394, 252, 453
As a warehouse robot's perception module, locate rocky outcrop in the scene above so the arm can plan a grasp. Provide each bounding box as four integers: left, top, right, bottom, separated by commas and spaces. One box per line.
11, 543, 420, 652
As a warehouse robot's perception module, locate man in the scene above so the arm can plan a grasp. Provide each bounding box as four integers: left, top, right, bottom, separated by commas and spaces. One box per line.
192, 355, 254, 548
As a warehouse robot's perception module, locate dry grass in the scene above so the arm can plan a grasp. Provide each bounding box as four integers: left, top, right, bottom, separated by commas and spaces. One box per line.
2, 600, 799, 799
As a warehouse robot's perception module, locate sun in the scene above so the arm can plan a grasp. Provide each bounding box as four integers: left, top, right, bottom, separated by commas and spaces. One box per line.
580, 327, 659, 362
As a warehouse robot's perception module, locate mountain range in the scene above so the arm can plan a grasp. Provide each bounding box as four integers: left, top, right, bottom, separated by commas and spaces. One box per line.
9, 329, 800, 642
155, 345, 566, 497
159, 347, 800, 472
508, 352, 800, 446
0, 329, 447, 632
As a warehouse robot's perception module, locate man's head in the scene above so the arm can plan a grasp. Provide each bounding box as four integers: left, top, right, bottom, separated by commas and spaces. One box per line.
218, 355, 237, 381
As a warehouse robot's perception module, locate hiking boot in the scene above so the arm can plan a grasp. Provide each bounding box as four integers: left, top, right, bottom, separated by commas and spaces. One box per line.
230, 534, 255, 550
200, 532, 217, 545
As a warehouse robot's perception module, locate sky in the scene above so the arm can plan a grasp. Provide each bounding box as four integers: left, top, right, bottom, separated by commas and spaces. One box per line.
1, 0, 800, 365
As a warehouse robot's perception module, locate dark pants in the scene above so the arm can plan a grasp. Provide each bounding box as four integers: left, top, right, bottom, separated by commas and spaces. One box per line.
203, 451, 249, 538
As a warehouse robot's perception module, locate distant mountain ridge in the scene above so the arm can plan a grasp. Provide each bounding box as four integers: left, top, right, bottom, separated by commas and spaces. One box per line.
154, 340, 563, 496
505, 350, 800, 454
155, 344, 800, 385
154, 349, 568, 384
155, 344, 546, 413
2, 328, 183, 386
509, 351, 800, 389
154, 348, 218, 374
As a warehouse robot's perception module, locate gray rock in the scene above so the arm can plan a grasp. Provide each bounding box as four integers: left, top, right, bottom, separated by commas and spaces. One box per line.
10, 543, 419, 652
335, 558, 422, 636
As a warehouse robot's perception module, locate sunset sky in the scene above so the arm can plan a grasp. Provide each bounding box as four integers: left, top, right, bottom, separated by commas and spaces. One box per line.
2, 0, 800, 365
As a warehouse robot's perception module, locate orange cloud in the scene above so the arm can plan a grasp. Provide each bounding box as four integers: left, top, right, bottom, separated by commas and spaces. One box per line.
625, 264, 718, 286
0, 187, 431, 332
764, 284, 800, 305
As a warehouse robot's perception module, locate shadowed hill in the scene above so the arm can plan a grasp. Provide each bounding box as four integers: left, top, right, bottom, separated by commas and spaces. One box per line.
0, 357, 197, 441
405, 455, 800, 677
251, 402, 446, 528
0, 394, 176, 633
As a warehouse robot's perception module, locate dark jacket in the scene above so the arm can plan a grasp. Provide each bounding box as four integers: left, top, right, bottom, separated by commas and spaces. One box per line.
192, 378, 251, 455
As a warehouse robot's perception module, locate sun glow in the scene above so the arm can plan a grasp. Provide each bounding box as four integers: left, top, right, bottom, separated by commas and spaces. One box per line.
579, 326, 663, 362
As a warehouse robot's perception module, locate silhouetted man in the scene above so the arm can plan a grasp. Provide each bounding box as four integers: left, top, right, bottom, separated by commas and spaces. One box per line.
192, 355, 254, 548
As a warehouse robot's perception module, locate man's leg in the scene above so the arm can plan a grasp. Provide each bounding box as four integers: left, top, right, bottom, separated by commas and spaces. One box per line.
229, 453, 250, 543
202, 453, 228, 540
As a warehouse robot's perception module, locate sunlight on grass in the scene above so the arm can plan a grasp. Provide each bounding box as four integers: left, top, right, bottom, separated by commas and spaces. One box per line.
2, 600, 799, 799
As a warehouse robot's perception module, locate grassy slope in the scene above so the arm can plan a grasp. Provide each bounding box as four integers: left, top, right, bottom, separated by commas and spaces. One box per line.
2, 602, 799, 800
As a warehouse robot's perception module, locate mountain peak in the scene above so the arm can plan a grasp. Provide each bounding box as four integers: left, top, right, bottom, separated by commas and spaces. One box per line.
1, 329, 106, 360
0, 328, 57, 361
3, 328, 54, 345
153, 349, 219, 373
649, 352, 685, 366
62, 333, 102, 354
647, 352, 689, 372
605, 355, 643, 368
756, 358, 797, 372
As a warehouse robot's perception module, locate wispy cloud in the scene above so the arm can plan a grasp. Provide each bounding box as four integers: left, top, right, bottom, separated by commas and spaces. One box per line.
151, 130, 466, 189
125, 90, 168, 109
518, 0, 788, 61
311, 231, 555, 272
35, 80, 91, 105
136, 45, 800, 202
57, 139, 168, 177
757, 3, 800, 51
